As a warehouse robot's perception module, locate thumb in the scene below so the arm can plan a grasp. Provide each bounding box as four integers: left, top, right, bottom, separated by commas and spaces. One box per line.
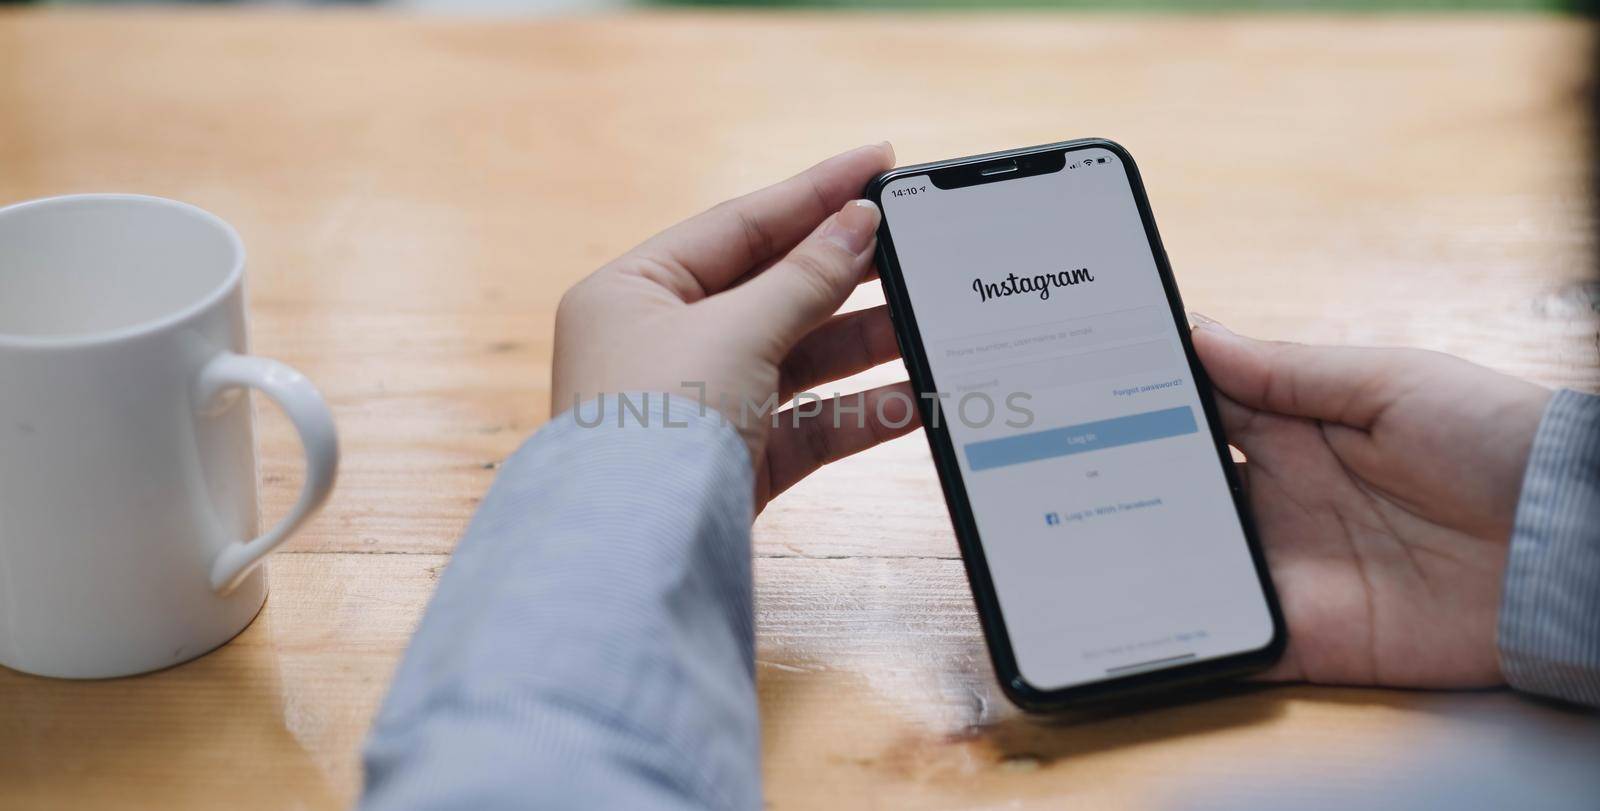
1189, 313, 1408, 430
727, 199, 880, 352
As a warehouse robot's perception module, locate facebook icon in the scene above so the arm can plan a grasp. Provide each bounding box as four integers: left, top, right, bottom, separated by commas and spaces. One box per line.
1044, 512, 1061, 526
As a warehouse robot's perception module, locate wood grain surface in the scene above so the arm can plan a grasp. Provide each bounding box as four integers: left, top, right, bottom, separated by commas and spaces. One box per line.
1, 9, 1597, 809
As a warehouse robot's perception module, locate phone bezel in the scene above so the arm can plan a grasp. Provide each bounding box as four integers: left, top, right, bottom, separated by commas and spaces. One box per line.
866, 137, 1287, 711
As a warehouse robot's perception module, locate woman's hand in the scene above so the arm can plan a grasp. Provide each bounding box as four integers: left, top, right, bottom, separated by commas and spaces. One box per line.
1192, 316, 1552, 687
552, 143, 917, 510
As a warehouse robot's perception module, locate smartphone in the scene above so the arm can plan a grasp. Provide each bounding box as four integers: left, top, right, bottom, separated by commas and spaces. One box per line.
867, 139, 1285, 711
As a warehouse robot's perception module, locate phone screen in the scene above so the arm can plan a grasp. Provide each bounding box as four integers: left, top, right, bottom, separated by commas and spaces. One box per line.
878, 146, 1276, 693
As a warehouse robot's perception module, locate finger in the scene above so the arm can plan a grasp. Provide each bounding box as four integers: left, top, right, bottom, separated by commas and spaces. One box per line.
1213, 381, 1359, 472
1212, 390, 1258, 440
1211, 395, 1256, 492
764, 381, 920, 499
722, 252, 878, 293
1189, 314, 1410, 430
632, 142, 894, 298
778, 305, 899, 399
726, 199, 881, 351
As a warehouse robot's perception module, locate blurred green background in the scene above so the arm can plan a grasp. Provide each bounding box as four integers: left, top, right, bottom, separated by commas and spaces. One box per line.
656, 0, 1591, 9
19, 0, 1600, 10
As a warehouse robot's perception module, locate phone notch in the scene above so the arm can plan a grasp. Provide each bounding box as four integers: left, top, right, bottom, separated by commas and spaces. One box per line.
979, 160, 1019, 177
929, 150, 1066, 190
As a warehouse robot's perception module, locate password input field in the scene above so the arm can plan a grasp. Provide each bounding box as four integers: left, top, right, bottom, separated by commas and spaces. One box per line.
945, 339, 1177, 395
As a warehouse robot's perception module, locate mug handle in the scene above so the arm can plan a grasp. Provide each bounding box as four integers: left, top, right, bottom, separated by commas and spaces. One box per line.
195, 352, 340, 595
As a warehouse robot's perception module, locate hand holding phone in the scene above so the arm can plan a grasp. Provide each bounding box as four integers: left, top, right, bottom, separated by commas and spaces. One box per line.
1191, 320, 1552, 690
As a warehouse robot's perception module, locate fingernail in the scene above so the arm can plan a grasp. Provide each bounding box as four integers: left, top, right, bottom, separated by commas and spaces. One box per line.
822, 199, 880, 255
1189, 311, 1229, 333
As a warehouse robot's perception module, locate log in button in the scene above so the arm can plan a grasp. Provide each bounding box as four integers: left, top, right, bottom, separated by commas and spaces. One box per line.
964, 406, 1198, 472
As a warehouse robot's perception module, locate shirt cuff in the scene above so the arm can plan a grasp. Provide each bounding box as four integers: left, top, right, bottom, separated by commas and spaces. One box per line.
1499, 388, 1600, 707
362, 392, 761, 811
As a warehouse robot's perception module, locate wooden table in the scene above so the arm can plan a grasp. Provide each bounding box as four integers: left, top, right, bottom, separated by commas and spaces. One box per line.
2, 9, 1597, 809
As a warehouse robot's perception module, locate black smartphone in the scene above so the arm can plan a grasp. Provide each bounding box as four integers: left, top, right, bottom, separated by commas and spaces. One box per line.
867, 139, 1285, 711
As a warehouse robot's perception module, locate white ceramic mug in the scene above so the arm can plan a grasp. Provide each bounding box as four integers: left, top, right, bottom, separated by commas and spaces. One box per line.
0, 194, 338, 679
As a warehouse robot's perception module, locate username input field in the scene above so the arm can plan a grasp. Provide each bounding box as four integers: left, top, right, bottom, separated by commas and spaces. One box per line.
935, 305, 1167, 371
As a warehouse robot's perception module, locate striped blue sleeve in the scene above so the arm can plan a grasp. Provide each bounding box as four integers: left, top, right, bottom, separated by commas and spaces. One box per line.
360, 394, 760, 810
1499, 388, 1600, 707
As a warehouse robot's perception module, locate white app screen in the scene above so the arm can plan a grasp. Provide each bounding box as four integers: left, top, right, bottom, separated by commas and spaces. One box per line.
882, 149, 1274, 690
